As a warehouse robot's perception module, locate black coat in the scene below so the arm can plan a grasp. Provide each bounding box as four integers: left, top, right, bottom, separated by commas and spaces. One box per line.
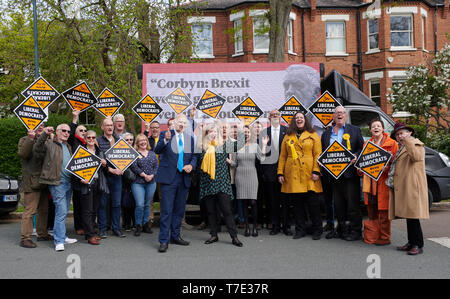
260, 125, 287, 182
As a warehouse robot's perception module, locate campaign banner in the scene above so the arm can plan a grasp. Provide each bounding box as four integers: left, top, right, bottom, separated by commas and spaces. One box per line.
133, 94, 163, 123
142, 63, 321, 126
308, 91, 342, 127
14, 96, 47, 131
62, 81, 97, 112
65, 146, 102, 184
196, 89, 226, 119
21, 76, 60, 110
164, 88, 192, 114
94, 88, 124, 117
232, 97, 263, 126
355, 141, 392, 181
105, 138, 141, 172
318, 140, 355, 179
278, 95, 309, 125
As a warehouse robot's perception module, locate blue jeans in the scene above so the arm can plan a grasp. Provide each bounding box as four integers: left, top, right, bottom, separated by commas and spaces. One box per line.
48, 182, 72, 246
131, 182, 156, 226
98, 175, 122, 232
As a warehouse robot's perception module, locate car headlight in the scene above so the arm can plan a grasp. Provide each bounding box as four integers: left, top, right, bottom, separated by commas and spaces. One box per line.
9, 180, 19, 190
439, 152, 450, 168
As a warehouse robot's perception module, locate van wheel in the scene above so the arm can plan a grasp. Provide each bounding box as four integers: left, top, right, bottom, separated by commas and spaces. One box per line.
427, 188, 433, 210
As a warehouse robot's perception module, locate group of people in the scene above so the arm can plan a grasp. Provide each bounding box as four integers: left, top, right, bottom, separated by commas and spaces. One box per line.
18, 105, 429, 256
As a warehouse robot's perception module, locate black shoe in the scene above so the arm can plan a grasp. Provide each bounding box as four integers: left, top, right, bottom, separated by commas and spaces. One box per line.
293, 231, 306, 239
244, 226, 251, 237
325, 229, 336, 239
134, 225, 142, 237
252, 226, 258, 237
142, 223, 153, 234
99, 231, 107, 239
396, 243, 412, 251
217, 225, 222, 233
344, 231, 362, 241
232, 237, 243, 247
323, 223, 334, 232
158, 243, 168, 253
112, 230, 126, 238
269, 228, 280, 235
124, 225, 132, 232
283, 229, 293, 236
170, 237, 190, 246
204, 236, 219, 244
312, 232, 322, 240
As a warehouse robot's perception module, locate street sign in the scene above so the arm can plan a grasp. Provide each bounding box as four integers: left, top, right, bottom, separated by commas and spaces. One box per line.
94, 88, 124, 117
355, 141, 392, 181
196, 89, 226, 119
232, 97, 263, 126
164, 88, 192, 114
132, 94, 163, 123
65, 145, 102, 184
278, 95, 309, 125
308, 91, 342, 127
14, 95, 47, 131
62, 81, 97, 112
105, 138, 141, 172
318, 140, 355, 179
21, 76, 60, 110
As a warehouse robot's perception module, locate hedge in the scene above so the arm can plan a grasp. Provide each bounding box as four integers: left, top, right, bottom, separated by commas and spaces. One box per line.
0, 114, 72, 179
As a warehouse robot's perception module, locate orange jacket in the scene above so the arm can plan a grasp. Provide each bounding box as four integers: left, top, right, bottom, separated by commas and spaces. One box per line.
361, 132, 399, 210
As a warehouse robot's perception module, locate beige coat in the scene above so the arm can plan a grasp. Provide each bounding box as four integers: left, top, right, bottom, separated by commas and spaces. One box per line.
389, 137, 429, 220
277, 131, 323, 194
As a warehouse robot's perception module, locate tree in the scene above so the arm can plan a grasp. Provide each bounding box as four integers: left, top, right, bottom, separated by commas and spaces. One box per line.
388, 43, 450, 134
267, 0, 292, 62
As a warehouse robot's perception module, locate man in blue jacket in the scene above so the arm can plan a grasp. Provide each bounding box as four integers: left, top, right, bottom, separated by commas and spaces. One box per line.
154, 114, 197, 253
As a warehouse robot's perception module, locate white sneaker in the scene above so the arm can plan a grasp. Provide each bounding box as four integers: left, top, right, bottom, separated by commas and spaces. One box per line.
32, 228, 37, 236
64, 237, 77, 244
55, 244, 65, 251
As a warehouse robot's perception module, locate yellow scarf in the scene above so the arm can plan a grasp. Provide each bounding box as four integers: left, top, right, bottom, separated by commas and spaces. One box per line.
201, 141, 216, 179
288, 137, 298, 160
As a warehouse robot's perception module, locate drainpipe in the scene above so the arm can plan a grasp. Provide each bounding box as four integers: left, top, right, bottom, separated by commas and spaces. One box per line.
302, 9, 306, 62
356, 10, 363, 90
434, 5, 438, 75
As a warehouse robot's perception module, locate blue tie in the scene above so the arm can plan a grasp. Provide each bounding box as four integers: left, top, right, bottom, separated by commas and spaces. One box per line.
178, 134, 184, 172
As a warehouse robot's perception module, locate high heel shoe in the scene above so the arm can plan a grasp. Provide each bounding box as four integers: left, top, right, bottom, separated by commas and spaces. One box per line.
232, 237, 243, 247
252, 226, 258, 237
204, 236, 219, 244
244, 225, 251, 237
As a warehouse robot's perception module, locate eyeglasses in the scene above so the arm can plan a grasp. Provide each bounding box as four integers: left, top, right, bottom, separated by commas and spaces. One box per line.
78, 129, 87, 132
60, 129, 70, 133
86, 136, 96, 140
125, 139, 134, 142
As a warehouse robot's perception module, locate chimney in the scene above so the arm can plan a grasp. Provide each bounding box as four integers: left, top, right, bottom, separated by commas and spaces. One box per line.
310, 0, 316, 21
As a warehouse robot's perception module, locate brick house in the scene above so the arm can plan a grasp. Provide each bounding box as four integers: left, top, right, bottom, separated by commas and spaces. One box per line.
186, 0, 449, 115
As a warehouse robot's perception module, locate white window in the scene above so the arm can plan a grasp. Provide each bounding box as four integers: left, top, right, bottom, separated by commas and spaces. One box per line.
191, 23, 214, 58
253, 17, 269, 53
288, 19, 293, 53
390, 14, 414, 49
369, 80, 381, 107
368, 19, 379, 50
421, 16, 427, 51
234, 19, 243, 54
326, 22, 346, 54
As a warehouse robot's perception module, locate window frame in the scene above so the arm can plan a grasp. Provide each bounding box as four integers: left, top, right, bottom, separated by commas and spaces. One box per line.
369, 80, 381, 107
234, 19, 243, 55
325, 21, 348, 56
190, 22, 215, 59
390, 14, 415, 50
252, 16, 270, 54
367, 18, 379, 52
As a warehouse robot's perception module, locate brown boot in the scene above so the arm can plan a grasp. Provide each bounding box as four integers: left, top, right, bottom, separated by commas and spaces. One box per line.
20, 239, 37, 248
87, 237, 100, 245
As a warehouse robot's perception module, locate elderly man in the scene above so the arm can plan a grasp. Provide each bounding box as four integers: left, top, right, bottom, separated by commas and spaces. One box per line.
113, 113, 128, 138
154, 114, 197, 253
18, 124, 52, 248
34, 124, 77, 251
321, 106, 364, 241
97, 117, 125, 238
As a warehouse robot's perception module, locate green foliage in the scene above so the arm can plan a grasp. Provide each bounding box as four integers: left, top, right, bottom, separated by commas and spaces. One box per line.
0, 114, 71, 179
428, 132, 450, 157
407, 124, 428, 143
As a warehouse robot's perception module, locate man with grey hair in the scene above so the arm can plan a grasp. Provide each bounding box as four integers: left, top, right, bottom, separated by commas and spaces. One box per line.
283, 64, 323, 134
34, 123, 77, 251
113, 113, 128, 138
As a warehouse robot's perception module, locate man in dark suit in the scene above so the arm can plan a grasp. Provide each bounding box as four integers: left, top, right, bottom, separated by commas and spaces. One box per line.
260, 110, 290, 236
154, 114, 197, 252
321, 106, 364, 241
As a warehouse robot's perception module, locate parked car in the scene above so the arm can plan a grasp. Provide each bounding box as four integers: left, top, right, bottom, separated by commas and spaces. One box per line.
322, 70, 450, 208
0, 174, 20, 215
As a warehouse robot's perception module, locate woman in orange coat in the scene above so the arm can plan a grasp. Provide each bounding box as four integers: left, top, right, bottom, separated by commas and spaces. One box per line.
358, 119, 398, 246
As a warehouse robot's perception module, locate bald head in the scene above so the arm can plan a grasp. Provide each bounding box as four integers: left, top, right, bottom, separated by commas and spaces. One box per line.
174, 114, 188, 133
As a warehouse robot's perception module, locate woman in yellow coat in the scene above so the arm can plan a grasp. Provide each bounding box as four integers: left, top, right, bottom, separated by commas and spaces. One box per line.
277, 112, 323, 240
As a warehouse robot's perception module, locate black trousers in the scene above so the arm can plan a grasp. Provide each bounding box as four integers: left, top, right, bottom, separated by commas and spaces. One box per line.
256, 175, 269, 226
407, 219, 424, 248
266, 181, 289, 230
290, 192, 323, 234
80, 181, 101, 238
322, 181, 334, 225
72, 190, 83, 231
332, 176, 362, 233
241, 199, 257, 227
204, 193, 237, 239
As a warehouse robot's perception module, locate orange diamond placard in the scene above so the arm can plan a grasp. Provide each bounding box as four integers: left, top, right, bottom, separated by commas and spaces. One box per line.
14, 96, 47, 131
132, 94, 163, 123
278, 95, 309, 125
196, 89, 226, 119
94, 88, 124, 117
65, 146, 102, 184
232, 97, 263, 126
355, 141, 392, 181
164, 88, 192, 114
105, 139, 141, 172
62, 81, 97, 112
21, 76, 60, 110
308, 91, 342, 127
318, 140, 355, 179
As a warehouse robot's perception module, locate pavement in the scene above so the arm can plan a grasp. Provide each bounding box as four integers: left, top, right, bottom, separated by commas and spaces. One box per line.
0, 204, 449, 279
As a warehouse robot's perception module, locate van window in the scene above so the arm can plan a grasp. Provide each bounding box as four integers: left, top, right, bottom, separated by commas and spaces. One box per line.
349, 111, 394, 140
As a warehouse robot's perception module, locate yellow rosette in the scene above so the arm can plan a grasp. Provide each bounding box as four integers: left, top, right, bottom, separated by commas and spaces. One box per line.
288, 138, 298, 160
343, 133, 351, 150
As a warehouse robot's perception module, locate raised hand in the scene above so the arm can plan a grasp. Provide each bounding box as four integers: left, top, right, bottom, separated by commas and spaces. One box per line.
27, 130, 36, 139
165, 130, 171, 141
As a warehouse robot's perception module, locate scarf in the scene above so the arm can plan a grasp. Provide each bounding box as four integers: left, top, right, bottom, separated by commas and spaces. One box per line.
386, 144, 404, 190
201, 141, 216, 180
